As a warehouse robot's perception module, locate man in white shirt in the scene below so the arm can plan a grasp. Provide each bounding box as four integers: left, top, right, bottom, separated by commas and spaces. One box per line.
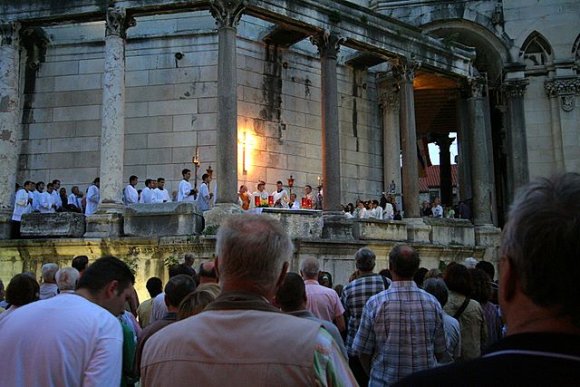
124, 175, 139, 205
32, 181, 44, 212
0, 256, 135, 386
178, 169, 196, 202
272, 181, 289, 208
252, 181, 269, 208
140, 179, 154, 203
68, 186, 83, 212
197, 173, 213, 212
432, 197, 443, 218
11, 181, 33, 238
289, 193, 300, 210
39, 183, 57, 213
153, 177, 171, 203
85, 178, 100, 215
51, 179, 63, 211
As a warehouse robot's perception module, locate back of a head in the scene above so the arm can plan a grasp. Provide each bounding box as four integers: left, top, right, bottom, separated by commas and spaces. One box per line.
469, 268, 491, 305
413, 267, 429, 288
444, 263, 472, 296
168, 264, 192, 278
177, 285, 219, 320
389, 245, 420, 279
276, 272, 306, 312
164, 274, 196, 307
77, 256, 135, 295
423, 278, 449, 307
72, 255, 89, 272
146, 277, 163, 298
300, 257, 320, 279
502, 173, 580, 326
55, 267, 80, 291
42, 263, 59, 282
198, 261, 217, 281
475, 261, 495, 281
6, 274, 40, 307
216, 215, 293, 288
355, 248, 376, 272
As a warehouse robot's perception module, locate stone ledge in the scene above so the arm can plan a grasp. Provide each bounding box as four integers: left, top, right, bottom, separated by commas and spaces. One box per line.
262, 208, 323, 239
124, 202, 202, 237
403, 218, 431, 243
424, 218, 475, 246
21, 212, 86, 238
84, 213, 123, 238
352, 219, 407, 241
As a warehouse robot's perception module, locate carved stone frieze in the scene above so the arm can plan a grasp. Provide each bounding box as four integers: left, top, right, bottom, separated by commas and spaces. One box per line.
380, 87, 400, 111
209, 0, 246, 28
502, 79, 528, 98
468, 76, 488, 98
0, 22, 20, 47
391, 57, 421, 83
105, 7, 136, 39
310, 31, 346, 59
545, 77, 580, 112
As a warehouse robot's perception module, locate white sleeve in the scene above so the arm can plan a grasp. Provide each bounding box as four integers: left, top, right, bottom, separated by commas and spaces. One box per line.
82, 320, 123, 387
40, 193, 50, 210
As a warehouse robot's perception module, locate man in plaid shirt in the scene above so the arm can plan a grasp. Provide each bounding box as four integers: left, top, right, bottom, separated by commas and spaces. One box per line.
341, 247, 390, 386
352, 245, 450, 386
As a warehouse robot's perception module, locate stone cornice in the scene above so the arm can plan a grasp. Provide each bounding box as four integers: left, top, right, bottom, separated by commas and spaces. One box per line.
105, 7, 136, 39
209, 0, 246, 28
310, 31, 345, 60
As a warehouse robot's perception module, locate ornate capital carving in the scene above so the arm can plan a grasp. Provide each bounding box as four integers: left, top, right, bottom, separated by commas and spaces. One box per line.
105, 7, 135, 39
0, 22, 20, 47
545, 77, 580, 112
380, 84, 400, 111
502, 79, 528, 98
209, 0, 246, 28
391, 57, 421, 83
310, 31, 345, 60
468, 76, 488, 98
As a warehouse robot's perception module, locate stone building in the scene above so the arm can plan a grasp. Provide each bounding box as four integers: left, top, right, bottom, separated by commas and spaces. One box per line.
0, 1, 578, 294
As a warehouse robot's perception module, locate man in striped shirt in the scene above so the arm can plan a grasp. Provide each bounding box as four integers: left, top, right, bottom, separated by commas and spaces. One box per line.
352, 245, 449, 386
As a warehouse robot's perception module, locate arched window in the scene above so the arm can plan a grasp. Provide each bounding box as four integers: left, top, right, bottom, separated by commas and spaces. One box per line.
520, 31, 553, 67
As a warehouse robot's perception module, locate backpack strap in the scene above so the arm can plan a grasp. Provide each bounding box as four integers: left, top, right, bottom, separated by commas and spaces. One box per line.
453, 297, 471, 319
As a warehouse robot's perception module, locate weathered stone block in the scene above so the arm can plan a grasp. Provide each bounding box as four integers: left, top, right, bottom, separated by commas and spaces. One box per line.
261, 208, 323, 239
352, 219, 407, 241
124, 202, 202, 237
322, 213, 354, 240
403, 218, 431, 243
21, 212, 86, 238
84, 213, 123, 238
204, 203, 244, 232
424, 218, 475, 246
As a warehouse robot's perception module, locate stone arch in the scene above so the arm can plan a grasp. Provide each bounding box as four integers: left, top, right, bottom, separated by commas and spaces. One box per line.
519, 31, 553, 68
422, 20, 511, 86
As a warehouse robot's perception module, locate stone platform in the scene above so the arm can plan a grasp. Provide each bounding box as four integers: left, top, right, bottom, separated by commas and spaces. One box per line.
124, 202, 202, 237
21, 212, 86, 238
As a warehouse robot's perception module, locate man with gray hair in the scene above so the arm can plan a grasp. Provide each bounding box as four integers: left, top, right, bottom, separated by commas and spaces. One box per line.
141, 215, 356, 386
341, 247, 390, 385
300, 257, 346, 333
55, 267, 80, 293
40, 263, 60, 299
397, 173, 580, 386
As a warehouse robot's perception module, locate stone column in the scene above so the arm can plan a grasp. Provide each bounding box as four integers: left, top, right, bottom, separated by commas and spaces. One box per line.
502, 78, 529, 202
393, 59, 421, 218
380, 78, 402, 202
203, 0, 245, 229
467, 77, 497, 226
456, 93, 472, 202
433, 134, 454, 207
85, 7, 134, 237
311, 31, 345, 213
0, 22, 21, 239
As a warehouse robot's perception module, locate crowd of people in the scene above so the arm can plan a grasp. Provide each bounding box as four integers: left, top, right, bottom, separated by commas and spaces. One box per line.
2, 172, 578, 386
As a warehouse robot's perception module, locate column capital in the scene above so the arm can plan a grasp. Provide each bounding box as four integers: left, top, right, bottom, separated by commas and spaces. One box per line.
502, 78, 529, 98
391, 57, 421, 83
380, 84, 400, 111
0, 22, 20, 47
545, 77, 580, 112
209, 0, 246, 28
432, 133, 455, 150
468, 76, 488, 98
310, 31, 345, 59
105, 7, 136, 39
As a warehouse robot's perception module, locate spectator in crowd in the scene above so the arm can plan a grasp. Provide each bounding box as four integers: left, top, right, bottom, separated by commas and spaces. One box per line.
137, 277, 163, 329
0, 273, 39, 322
470, 268, 503, 349
72, 255, 89, 277
177, 283, 220, 320
140, 214, 356, 386
0, 256, 135, 386
301, 257, 346, 333
352, 245, 449, 385
398, 173, 580, 386
197, 260, 218, 285
39, 263, 59, 300
55, 267, 80, 293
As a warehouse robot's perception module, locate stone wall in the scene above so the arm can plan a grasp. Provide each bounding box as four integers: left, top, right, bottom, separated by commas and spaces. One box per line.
19, 12, 384, 205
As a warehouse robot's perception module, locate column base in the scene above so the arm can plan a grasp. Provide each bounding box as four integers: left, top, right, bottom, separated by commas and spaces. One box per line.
0, 211, 13, 240
84, 212, 124, 238
322, 211, 353, 240
403, 218, 431, 243
475, 224, 501, 262
203, 203, 243, 235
